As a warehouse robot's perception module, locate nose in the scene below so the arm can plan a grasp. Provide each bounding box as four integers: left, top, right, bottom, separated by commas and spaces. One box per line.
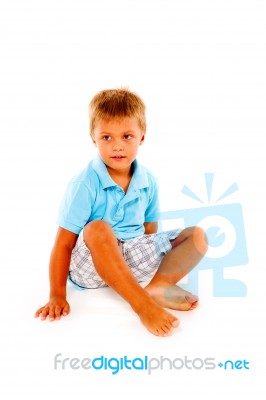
112, 141, 124, 151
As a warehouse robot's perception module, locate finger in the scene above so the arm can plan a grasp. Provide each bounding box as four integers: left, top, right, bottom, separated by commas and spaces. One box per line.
34, 307, 44, 317
55, 306, 62, 320
49, 306, 55, 321
62, 303, 70, 316
40, 307, 49, 320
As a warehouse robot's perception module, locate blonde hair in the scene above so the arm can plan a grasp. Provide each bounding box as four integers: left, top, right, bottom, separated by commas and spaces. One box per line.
89, 88, 146, 135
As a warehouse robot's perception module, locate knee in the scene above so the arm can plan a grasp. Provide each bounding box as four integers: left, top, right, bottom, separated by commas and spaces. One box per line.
83, 220, 111, 245
190, 226, 208, 256
181, 226, 208, 256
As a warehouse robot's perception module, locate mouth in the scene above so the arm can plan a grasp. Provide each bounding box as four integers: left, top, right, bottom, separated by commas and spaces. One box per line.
111, 156, 126, 160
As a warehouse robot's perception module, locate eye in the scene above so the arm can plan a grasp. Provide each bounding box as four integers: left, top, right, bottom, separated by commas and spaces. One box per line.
102, 135, 111, 141
124, 134, 132, 140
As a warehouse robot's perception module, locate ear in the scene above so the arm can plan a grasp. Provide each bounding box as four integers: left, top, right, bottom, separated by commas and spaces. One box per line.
139, 134, 145, 145
90, 134, 97, 147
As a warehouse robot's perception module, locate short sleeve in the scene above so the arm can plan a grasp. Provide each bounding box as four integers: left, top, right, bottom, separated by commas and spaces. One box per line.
144, 175, 160, 222
57, 180, 92, 235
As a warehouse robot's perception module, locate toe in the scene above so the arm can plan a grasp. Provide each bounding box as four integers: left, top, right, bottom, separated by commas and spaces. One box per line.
190, 301, 199, 310
172, 319, 179, 328
181, 302, 193, 311
185, 294, 199, 302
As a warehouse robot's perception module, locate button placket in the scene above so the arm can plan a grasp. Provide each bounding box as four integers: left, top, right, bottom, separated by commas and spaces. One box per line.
112, 187, 125, 221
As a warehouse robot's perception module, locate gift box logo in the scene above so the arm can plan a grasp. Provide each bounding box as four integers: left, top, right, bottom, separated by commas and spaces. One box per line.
159, 173, 249, 297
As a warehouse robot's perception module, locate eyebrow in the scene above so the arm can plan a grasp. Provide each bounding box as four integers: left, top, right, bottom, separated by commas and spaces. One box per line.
98, 130, 136, 135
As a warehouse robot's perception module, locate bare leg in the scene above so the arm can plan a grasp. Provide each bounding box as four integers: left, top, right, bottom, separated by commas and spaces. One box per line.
145, 227, 208, 311
83, 220, 179, 337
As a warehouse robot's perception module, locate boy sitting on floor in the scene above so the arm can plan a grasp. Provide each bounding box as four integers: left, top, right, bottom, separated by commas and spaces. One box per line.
35, 88, 208, 337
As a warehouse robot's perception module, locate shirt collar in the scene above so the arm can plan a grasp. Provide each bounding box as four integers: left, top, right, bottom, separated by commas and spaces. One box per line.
91, 154, 149, 190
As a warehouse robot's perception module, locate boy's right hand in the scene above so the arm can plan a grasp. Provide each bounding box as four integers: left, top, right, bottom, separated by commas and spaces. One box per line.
34, 296, 70, 321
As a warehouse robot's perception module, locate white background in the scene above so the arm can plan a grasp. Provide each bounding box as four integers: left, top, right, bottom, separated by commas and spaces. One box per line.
0, 0, 266, 398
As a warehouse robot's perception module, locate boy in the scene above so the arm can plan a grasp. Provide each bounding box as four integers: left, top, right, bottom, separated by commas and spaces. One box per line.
35, 88, 208, 337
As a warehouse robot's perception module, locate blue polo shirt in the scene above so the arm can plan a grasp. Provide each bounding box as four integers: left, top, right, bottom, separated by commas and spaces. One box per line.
57, 155, 160, 240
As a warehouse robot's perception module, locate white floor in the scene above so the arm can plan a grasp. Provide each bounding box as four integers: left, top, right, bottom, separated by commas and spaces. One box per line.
1, 237, 265, 399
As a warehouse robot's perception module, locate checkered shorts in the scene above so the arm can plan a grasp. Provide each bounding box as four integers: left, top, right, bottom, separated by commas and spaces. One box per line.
69, 228, 182, 289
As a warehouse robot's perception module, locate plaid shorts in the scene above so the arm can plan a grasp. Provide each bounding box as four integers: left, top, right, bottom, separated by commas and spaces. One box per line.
69, 228, 182, 289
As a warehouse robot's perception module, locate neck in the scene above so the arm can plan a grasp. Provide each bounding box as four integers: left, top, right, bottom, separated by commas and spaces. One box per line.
107, 162, 134, 179
107, 164, 134, 193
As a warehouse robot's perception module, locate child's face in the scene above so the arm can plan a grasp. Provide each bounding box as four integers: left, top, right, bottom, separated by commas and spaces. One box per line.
92, 117, 145, 175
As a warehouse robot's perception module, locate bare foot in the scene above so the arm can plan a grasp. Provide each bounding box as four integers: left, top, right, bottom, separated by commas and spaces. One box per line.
137, 299, 180, 337
145, 283, 199, 311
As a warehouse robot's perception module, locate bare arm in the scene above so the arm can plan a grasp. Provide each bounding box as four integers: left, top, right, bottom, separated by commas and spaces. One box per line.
49, 227, 78, 297
35, 227, 78, 321
144, 222, 158, 234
